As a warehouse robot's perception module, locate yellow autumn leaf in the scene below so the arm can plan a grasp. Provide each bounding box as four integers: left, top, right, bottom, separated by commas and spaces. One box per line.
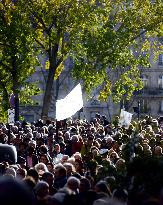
45, 60, 50, 69
54, 62, 64, 79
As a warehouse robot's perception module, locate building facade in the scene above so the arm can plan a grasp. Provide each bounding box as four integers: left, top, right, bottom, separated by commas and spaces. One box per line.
129, 53, 163, 119
20, 52, 163, 123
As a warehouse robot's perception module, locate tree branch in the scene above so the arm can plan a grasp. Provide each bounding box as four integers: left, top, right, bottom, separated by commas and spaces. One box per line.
47, 15, 57, 33
0, 42, 11, 48
0, 60, 11, 72
34, 37, 46, 50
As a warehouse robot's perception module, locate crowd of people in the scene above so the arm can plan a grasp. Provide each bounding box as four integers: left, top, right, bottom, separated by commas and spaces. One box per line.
1, 114, 163, 205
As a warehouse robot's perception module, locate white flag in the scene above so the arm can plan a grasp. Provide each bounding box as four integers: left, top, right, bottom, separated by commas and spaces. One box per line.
56, 83, 83, 120
8, 109, 15, 124
119, 109, 132, 128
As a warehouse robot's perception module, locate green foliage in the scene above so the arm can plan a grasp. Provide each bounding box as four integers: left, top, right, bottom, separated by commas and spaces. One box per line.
1, 0, 162, 119
20, 0, 119, 117
0, 0, 40, 119
71, 0, 163, 102
0, 95, 8, 123
19, 82, 41, 105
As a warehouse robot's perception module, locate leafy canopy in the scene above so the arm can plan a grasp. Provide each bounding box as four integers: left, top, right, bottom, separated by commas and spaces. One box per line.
1, 0, 162, 120
71, 0, 163, 102
0, 0, 40, 120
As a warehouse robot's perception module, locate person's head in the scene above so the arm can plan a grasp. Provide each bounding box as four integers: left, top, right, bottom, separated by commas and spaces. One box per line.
104, 176, 116, 192
41, 172, 54, 186
74, 158, 83, 172
51, 187, 73, 205
115, 158, 126, 171
109, 152, 119, 163
36, 136, 44, 147
71, 135, 79, 143
0, 176, 35, 205
61, 155, 69, 164
95, 180, 111, 197
153, 146, 162, 156
34, 162, 48, 178
16, 168, 27, 179
67, 157, 75, 165
79, 177, 91, 193
39, 154, 49, 165
64, 131, 70, 141
63, 162, 75, 177
87, 136, 94, 146
54, 144, 60, 153
54, 164, 67, 179
28, 140, 36, 149
5, 167, 16, 178
17, 156, 26, 167
47, 162, 54, 173
106, 137, 114, 147
60, 142, 66, 153
66, 176, 80, 192
112, 188, 128, 203
27, 168, 39, 183
34, 181, 49, 198
23, 176, 36, 190
58, 136, 64, 144
27, 146, 35, 155
92, 148, 100, 157
39, 145, 48, 155
73, 152, 82, 160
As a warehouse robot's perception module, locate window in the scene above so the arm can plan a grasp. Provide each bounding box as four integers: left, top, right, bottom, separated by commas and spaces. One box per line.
140, 74, 148, 88
158, 54, 163, 65
158, 76, 163, 89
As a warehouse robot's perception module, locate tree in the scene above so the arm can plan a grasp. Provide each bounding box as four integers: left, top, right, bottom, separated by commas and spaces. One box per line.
21, 0, 115, 120
19, 0, 163, 120
22, 0, 163, 120
0, 0, 40, 122
71, 0, 163, 103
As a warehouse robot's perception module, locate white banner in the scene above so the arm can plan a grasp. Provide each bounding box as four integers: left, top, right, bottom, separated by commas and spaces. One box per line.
119, 109, 132, 128
56, 83, 83, 121
8, 109, 15, 124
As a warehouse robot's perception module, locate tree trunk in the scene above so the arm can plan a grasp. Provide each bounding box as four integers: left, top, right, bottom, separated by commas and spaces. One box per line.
55, 78, 59, 115
12, 54, 19, 122
41, 47, 58, 120
14, 93, 19, 122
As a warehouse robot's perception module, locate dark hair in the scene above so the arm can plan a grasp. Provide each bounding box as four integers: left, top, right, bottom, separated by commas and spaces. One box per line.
55, 165, 67, 177
27, 168, 39, 183
39, 145, 48, 154
0, 176, 35, 205
95, 180, 111, 196
23, 176, 36, 190
47, 162, 54, 168
41, 172, 53, 180
112, 188, 128, 202
80, 177, 91, 191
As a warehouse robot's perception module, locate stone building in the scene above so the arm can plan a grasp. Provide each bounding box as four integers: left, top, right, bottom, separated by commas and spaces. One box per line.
129, 52, 163, 119
20, 51, 163, 123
